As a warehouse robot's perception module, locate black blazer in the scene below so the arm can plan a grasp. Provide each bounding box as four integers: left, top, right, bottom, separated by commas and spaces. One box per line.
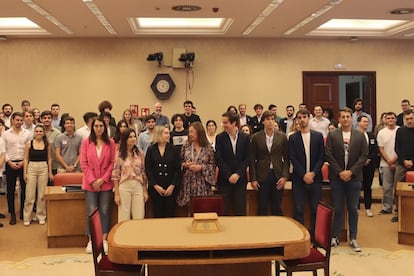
366, 132, 379, 167
215, 131, 250, 186
250, 116, 264, 133
325, 128, 368, 181
145, 143, 181, 188
289, 130, 325, 183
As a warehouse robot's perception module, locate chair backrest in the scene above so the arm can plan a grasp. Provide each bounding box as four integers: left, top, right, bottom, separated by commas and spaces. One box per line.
89, 208, 104, 268
314, 201, 334, 253
406, 171, 414, 182
54, 172, 83, 186
190, 195, 224, 216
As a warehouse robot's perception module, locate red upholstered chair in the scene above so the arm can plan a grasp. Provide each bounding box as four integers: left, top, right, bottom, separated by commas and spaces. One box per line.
189, 195, 224, 216
406, 171, 414, 182
89, 208, 144, 276
54, 172, 83, 186
276, 201, 334, 276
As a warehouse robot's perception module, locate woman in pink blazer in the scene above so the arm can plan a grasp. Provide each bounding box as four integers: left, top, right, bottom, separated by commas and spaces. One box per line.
80, 116, 115, 254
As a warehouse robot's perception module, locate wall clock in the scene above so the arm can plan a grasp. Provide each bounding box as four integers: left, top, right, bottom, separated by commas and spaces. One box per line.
151, 73, 176, 100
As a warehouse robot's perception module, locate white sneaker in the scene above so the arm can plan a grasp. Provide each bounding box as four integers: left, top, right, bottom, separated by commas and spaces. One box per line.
350, 239, 362, 252
103, 240, 108, 255
23, 221, 30, 226
85, 241, 92, 254
39, 220, 46, 225
366, 209, 374, 217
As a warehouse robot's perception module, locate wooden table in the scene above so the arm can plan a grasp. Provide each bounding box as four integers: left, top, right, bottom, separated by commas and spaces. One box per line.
108, 216, 310, 276
396, 182, 414, 245
45, 186, 117, 248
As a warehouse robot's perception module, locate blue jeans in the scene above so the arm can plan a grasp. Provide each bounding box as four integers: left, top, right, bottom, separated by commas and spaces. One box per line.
84, 190, 113, 235
331, 179, 361, 240
257, 172, 284, 216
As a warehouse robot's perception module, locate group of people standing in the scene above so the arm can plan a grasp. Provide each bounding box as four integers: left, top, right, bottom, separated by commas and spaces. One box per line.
1, 98, 413, 256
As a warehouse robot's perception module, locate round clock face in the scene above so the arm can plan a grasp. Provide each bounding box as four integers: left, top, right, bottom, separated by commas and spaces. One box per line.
151, 73, 176, 100
156, 79, 170, 93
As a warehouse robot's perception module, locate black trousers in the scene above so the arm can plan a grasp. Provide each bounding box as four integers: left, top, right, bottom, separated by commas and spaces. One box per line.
148, 186, 177, 218
257, 172, 284, 216
219, 182, 247, 216
6, 163, 26, 215
362, 163, 376, 210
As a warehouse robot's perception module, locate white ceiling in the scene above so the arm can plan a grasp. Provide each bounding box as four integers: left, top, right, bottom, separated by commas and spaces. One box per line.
1, 0, 414, 39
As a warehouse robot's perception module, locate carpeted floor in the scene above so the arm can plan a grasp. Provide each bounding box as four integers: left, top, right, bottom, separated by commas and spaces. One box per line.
1, 248, 413, 276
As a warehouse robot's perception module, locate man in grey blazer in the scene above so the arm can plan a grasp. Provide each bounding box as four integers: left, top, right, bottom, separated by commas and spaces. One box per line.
250, 111, 289, 216
326, 107, 368, 252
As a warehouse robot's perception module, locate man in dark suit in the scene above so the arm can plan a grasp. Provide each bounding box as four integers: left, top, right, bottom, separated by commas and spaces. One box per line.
289, 109, 325, 237
238, 104, 251, 127
215, 111, 251, 215
396, 99, 410, 126
250, 104, 264, 133
250, 111, 289, 216
357, 115, 378, 217
326, 107, 368, 252
280, 105, 295, 133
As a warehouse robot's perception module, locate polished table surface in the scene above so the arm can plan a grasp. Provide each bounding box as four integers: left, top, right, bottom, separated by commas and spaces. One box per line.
108, 216, 310, 265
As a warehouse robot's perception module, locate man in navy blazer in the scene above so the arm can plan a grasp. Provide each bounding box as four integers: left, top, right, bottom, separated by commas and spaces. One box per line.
326, 107, 368, 252
289, 109, 325, 237
215, 111, 251, 215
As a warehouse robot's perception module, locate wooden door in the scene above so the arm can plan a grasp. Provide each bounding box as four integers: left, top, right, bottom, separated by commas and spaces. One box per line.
303, 72, 376, 125
303, 73, 339, 118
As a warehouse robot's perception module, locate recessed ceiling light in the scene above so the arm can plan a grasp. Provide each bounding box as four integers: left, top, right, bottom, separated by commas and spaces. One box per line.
0, 17, 40, 28
318, 19, 407, 30
138, 18, 223, 28
128, 17, 234, 35
0, 17, 49, 35
390, 8, 414, 15
308, 19, 414, 37
172, 5, 201, 12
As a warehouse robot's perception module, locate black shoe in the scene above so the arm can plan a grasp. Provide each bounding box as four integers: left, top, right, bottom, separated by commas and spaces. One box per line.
0, 213, 5, 219
0, 222, 3, 227
391, 215, 398, 222
378, 209, 392, 215
9, 215, 16, 225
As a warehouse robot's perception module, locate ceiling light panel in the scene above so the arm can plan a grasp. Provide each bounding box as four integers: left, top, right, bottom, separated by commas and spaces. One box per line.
242, 0, 285, 35
22, 0, 72, 34
318, 19, 407, 31
0, 17, 49, 35
83, 0, 117, 35
284, 0, 343, 35
129, 18, 234, 35
309, 19, 413, 37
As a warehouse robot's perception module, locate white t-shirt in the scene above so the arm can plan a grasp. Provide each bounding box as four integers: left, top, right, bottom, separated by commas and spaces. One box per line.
301, 132, 311, 173
377, 126, 399, 167
342, 131, 351, 169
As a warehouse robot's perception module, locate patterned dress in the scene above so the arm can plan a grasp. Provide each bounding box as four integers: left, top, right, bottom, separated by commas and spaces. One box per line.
176, 142, 216, 206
